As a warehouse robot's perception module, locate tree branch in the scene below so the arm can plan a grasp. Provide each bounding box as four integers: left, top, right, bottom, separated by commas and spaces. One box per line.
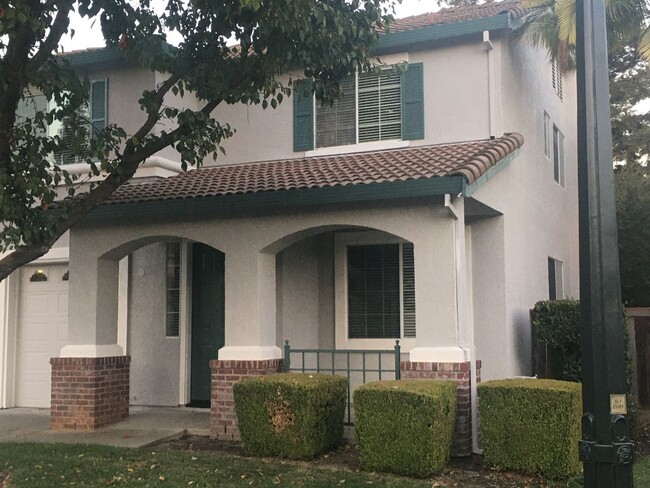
0, 96, 223, 282
28, 1, 75, 71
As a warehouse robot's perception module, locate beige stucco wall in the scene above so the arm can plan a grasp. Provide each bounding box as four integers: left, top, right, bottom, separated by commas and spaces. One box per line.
83, 65, 156, 141
195, 40, 493, 166
128, 243, 180, 406
466, 37, 579, 380
68, 200, 459, 361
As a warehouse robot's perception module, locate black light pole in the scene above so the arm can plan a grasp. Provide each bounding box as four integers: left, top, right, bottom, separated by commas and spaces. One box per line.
575, 0, 635, 485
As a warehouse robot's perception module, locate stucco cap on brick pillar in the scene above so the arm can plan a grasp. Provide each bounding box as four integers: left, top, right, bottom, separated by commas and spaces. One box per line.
59, 344, 124, 357
217, 346, 282, 361
409, 346, 469, 363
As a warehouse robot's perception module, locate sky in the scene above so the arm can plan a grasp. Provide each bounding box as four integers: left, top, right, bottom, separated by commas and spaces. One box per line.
59, 0, 437, 51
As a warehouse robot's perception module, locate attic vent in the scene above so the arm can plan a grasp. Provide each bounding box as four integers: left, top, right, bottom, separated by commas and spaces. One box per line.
30, 269, 48, 282
62, 271, 69, 281
551, 59, 563, 101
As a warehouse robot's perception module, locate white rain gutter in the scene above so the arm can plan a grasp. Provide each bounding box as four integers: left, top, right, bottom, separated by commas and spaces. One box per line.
445, 194, 481, 454
484, 30, 498, 138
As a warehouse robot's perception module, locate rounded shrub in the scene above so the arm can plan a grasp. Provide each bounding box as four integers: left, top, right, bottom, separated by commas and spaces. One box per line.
233, 373, 347, 459
478, 378, 582, 479
354, 379, 456, 478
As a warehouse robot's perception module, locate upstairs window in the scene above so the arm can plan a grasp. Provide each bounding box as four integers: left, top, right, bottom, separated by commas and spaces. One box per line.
294, 63, 424, 151
553, 124, 565, 187
55, 78, 108, 165
316, 70, 402, 148
543, 111, 551, 158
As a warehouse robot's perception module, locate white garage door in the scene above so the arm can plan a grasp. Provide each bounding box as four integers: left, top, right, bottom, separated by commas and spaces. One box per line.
15, 264, 69, 408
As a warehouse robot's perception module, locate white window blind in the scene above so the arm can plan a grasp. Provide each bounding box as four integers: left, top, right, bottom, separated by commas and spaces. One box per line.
347, 243, 415, 339
316, 68, 402, 149
166, 242, 181, 337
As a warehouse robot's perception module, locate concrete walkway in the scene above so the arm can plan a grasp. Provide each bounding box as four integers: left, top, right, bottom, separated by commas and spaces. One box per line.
0, 406, 210, 448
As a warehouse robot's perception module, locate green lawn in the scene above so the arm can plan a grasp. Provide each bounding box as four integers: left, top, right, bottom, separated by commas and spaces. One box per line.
0, 443, 431, 488
1, 443, 649, 487
636, 454, 650, 486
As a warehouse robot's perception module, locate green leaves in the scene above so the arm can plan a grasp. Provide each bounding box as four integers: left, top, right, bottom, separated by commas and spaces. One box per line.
0, 0, 397, 278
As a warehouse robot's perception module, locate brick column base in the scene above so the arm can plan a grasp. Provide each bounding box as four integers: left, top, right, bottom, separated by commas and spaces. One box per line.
401, 360, 481, 457
50, 356, 130, 431
210, 359, 283, 440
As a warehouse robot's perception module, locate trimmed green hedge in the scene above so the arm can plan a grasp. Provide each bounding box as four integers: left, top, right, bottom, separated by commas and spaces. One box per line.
354, 380, 456, 478
478, 379, 582, 479
532, 299, 581, 382
233, 373, 347, 459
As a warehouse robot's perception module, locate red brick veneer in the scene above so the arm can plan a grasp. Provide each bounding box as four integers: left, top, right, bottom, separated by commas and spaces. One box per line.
50, 356, 130, 431
210, 359, 283, 440
401, 360, 481, 457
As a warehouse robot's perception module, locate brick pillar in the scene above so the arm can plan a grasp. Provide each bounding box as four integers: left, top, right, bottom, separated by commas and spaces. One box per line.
401, 359, 481, 457
210, 359, 283, 440
50, 356, 130, 431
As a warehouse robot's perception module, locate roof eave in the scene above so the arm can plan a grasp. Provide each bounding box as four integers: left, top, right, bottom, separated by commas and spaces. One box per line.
86, 175, 467, 224
463, 148, 520, 197
376, 13, 512, 54
61, 47, 127, 69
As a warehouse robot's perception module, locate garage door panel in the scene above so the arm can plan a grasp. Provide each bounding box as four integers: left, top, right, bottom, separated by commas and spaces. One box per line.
15, 264, 68, 408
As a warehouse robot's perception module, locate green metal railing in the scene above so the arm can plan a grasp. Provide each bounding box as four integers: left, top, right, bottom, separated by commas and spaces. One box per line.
283, 340, 401, 425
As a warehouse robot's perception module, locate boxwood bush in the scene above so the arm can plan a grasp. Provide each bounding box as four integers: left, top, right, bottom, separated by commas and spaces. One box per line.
354, 380, 456, 477
478, 379, 582, 479
233, 373, 347, 459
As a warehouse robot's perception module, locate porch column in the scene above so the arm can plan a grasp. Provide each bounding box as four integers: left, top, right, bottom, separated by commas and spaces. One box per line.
403, 197, 479, 457
51, 243, 129, 431
211, 249, 282, 440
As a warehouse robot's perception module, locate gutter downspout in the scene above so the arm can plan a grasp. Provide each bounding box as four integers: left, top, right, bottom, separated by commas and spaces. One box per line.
484, 30, 497, 138
0, 277, 7, 408
445, 194, 481, 454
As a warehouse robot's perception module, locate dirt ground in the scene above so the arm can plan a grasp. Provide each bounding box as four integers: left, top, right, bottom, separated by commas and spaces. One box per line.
153, 407, 650, 487
155, 436, 572, 487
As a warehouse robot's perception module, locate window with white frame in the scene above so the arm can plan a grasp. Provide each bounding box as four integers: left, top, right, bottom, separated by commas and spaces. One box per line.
548, 257, 564, 300
553, 124, 565, 187
293, 63, 423, 152
165, 242, 181, 337
55, 78, 108, 165
346, 243, 415, 339
316, 69, 402, 148
543, 111, 551, 158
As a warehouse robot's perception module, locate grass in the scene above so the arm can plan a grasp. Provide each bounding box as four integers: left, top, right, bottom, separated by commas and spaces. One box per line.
636, 454, 650, 486
1, 443, 649, 487
0, 443, 431, 488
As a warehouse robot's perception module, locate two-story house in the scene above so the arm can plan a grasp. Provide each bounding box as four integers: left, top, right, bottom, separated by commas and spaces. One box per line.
0, 1, 578, 456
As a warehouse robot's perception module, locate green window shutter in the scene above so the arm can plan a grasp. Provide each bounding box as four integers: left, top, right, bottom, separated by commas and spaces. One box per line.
90, 79, 107, 139
293, 78, 314, 151
401, 63, 424, 140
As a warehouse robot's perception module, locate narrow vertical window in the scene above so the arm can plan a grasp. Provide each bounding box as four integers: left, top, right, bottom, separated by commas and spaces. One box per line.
166, 242, 181, 337
553, 125, 565, 187
90, 79, 107, 139
543, 111, 551, 158
548, 257, 564, 300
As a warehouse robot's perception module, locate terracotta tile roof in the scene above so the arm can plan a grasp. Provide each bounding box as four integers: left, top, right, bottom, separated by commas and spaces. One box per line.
388, 0, 526, 33
106, 133, 523, 206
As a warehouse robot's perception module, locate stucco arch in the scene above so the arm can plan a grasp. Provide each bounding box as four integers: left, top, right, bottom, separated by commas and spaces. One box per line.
260, 224, 409, 256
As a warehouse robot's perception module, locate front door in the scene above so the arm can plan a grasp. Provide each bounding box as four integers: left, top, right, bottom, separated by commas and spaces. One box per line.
189, 243, 225, 407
